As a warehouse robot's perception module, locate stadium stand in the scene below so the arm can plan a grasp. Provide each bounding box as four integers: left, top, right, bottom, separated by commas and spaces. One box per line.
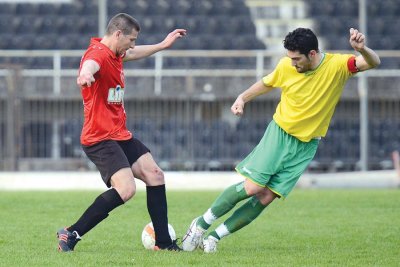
0, 0, 395, 63
0, 0, 265, 53
305, 0, 400, 56
21, 122, 52, 158
60, 119, 83, 158
0, 0, 399, 172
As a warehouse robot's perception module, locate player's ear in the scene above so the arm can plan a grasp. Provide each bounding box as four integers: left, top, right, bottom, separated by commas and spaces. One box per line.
309, 50, 317, 57
115, 30, 122, 39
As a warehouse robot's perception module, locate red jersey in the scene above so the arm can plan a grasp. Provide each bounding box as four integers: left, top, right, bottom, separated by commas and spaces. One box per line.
79, 38, 132, 146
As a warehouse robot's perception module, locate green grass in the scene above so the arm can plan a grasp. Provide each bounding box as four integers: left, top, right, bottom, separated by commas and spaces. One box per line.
0, 189, 399, 267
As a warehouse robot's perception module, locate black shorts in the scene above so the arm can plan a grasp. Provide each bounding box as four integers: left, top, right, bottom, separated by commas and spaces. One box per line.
82, 138, 150, 187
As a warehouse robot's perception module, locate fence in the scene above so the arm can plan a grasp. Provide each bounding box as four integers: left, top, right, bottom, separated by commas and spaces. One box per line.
0, 49, 400, 172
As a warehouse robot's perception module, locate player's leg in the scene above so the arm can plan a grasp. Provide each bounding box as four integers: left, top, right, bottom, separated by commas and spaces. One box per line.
182, 122, 283, 251
203, 185, 277, 252
57, 140, 134, 252
202, 122, 319, 252
125, 138, 180, 250
181, 179, 253, 251
66, 168, 134, 235
197, 180, 252, 229
132, 152, 173, 249
208, 180, 277, 239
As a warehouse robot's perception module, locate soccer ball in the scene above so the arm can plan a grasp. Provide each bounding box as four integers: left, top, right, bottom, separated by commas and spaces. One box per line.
141, 222, 176, 250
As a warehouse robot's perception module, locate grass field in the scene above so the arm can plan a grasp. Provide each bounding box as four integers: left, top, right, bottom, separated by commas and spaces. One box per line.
0, 189, 399, 267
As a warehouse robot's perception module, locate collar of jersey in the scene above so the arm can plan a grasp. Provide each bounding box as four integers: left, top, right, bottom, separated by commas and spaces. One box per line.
91, 38, 119, 60
304, 52, 325, 76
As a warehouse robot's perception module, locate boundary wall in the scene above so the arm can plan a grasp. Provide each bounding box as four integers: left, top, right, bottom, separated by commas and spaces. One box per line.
0, 170, 398, 191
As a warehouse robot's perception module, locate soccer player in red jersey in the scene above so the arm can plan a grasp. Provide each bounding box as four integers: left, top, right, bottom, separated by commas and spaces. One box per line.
57, 13, 186, 252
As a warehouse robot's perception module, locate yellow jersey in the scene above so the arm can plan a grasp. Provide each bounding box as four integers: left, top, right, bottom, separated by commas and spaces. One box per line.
263, 53, 355, 142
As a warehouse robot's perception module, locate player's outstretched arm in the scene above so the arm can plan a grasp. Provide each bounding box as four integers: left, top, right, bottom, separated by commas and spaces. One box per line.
349, 28, 381, 71
124, 29, 187, 62
77, 60, 100, 87
231, 80, 274, 116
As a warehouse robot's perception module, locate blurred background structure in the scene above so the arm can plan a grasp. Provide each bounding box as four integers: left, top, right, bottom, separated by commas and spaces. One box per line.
0, 0, 399, 173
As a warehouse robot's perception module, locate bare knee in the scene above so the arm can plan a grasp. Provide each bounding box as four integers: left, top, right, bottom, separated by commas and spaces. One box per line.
114, 182, 136, 202
110, 168, 137, 202
255, 188, 277, 205
244, 179, 264, 196
132, 153, 165, 186
143, 168, 165, 186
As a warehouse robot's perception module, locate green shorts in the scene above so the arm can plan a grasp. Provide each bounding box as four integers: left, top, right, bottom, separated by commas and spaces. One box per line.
236, 120, 319, 198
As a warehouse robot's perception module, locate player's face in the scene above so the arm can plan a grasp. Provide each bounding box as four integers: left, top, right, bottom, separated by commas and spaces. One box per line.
116, 29, 138, 57
287, 50, 312, 73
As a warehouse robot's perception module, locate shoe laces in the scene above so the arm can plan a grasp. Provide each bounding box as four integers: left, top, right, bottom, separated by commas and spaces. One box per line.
184, 225, 205, 243
166, 239, 183, 251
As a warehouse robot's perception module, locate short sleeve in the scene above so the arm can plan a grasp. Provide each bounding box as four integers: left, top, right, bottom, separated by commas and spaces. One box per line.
336, 54, 356, 76
82, 48, 106, 68
262, 58, 285, 87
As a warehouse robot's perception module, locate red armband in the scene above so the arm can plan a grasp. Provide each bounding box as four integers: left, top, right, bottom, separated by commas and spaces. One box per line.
347, 56, 359, 73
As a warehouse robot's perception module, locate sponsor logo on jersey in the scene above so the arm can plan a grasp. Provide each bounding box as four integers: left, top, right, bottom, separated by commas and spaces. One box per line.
107, 85, 124, 104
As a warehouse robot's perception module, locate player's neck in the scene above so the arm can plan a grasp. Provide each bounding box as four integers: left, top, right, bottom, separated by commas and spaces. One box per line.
310, 52, 324, 70
100, 36, 117, 56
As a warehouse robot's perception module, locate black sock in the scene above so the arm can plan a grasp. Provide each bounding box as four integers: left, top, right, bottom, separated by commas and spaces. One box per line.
68, 188, 124, 236
146, 185, 172, 248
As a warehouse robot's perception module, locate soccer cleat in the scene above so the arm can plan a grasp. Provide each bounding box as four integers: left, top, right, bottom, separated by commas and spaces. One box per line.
154, 239, 183, 251
182, 217, 206, 251
57, 228, 81, 252
203, 235, 219, 253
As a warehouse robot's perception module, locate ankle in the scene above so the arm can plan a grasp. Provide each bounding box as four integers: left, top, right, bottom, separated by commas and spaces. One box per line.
197, 217, 210, 230
208, 231, 221, 240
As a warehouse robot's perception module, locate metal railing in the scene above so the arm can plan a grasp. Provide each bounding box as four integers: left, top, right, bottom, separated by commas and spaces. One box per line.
0, 49, 399, 171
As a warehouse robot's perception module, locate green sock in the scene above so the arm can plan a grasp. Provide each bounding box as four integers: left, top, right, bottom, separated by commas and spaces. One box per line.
197, 216, 210, 230
208, 231, 221, 240
223, 196, 267, 235
197, 181, 249, 230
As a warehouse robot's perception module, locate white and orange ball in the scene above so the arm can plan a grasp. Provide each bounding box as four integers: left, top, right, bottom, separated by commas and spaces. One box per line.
141, 222, 176, 250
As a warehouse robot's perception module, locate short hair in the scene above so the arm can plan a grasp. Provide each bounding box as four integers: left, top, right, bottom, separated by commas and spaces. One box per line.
283, 28, 319, 55
106, 13, 141, 36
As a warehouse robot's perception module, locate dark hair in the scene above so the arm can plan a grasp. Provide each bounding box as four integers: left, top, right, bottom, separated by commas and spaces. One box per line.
283, 28, 319, 55
106, 13, 141, 36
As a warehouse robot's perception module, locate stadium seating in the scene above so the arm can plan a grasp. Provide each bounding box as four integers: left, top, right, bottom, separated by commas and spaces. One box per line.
1, 1, 398, 171
1, 0, 397, 68
304, 0, 400, 69
17, 112, 396, 171
308, 1, 397, 49
0, 0, 264, 53
0, 0, 266, 70
0, 122, 4, 158
21, 122, 52, 158
60, 119, 83, 158
0, 0, 397, 53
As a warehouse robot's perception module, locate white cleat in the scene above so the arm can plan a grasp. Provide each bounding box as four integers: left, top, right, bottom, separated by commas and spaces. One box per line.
182, 217, 206, 251
203, 235, 219, 253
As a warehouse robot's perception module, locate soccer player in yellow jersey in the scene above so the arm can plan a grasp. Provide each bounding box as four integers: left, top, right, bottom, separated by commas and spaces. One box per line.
182, 28, 380, 253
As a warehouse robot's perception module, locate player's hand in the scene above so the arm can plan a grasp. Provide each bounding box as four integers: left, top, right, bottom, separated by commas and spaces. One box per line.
349, 28, 365, 52
231, 97, 245, 116
77, 72, 95, 87
161, 29, 187, 49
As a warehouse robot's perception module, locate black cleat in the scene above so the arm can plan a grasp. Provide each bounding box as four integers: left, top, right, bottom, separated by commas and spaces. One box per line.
155, 239, 183, 251
57, 228, 81, 252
